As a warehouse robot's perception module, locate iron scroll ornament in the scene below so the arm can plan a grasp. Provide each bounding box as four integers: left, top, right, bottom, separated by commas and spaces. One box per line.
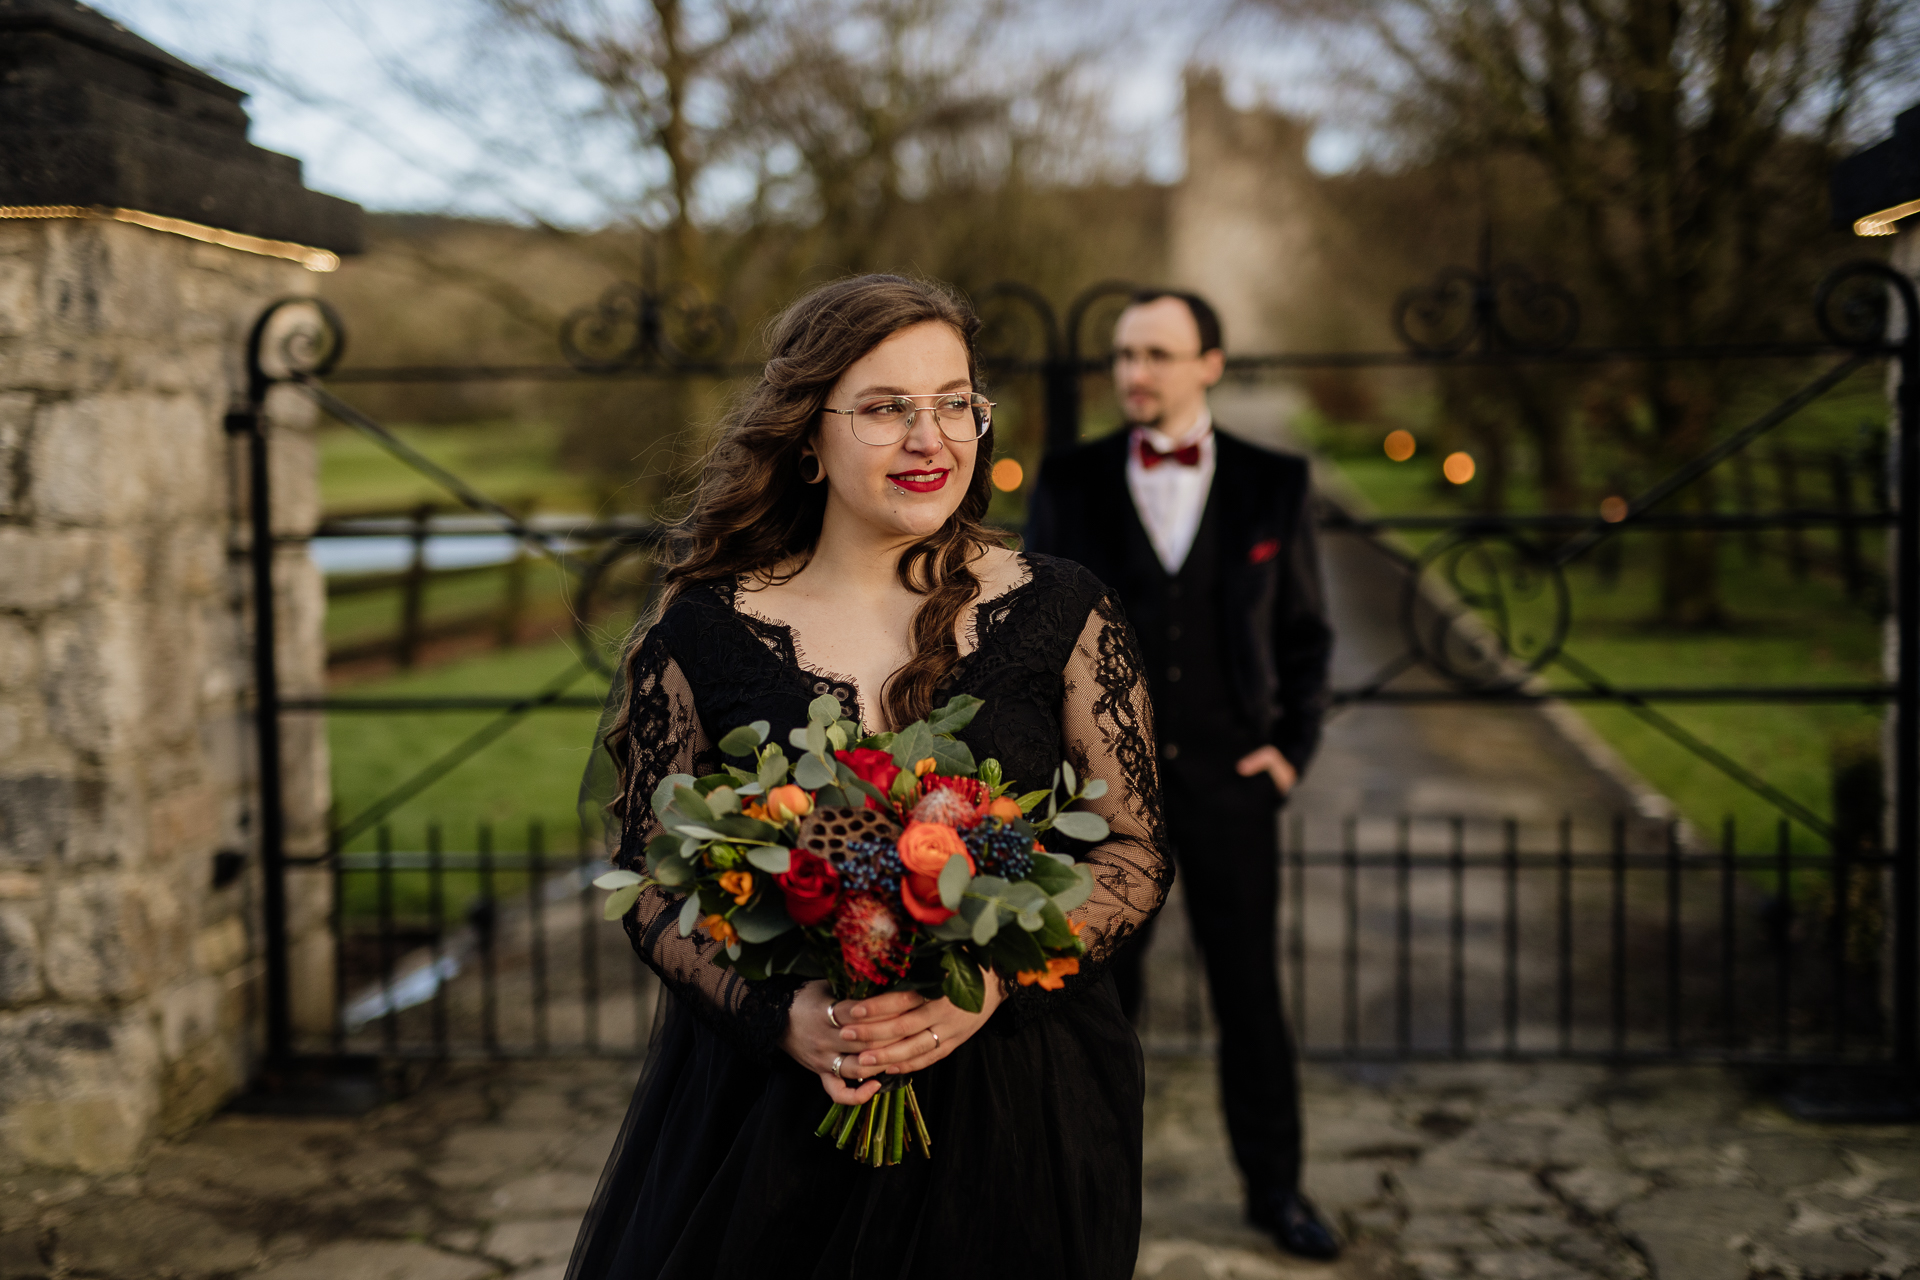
243, 295, 346, 404
1815, 259, 1919, 354
1392, 242, 1580, 357
559, 281, 735, 372
1400, 528, 1572, 691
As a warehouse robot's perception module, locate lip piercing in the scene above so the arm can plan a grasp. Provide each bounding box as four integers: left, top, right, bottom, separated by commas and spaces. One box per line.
889, 482, 906, 494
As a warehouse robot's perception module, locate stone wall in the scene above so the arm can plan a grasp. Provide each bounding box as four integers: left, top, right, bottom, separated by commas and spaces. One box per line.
0, 215, 331, 1173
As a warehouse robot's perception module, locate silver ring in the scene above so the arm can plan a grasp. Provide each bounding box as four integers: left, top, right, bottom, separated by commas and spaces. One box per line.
929, 1029, 939, 1049
832, 1054, 844, 1075
826, 1001, 842, 1029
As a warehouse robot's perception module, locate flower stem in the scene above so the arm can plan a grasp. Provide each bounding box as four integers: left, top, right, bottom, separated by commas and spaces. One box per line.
905, 1082, 933, 1155
889, 1083, 907, 1162
834, 1101, 861, 1149
815, 1103, 845, 1139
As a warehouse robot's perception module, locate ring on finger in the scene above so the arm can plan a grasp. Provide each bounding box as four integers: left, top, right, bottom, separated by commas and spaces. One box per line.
826, 1001, 842, 1029
929, 1028, 939, 1049
832, 1054, 844, 1075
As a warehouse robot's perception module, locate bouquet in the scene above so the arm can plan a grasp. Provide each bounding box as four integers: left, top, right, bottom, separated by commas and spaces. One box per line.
595, 692, 1110, 1165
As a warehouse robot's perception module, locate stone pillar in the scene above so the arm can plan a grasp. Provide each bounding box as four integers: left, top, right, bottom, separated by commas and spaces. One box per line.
0, 1, 360, 1172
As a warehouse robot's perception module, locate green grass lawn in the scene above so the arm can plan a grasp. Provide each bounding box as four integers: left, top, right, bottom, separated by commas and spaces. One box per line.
318, 418, 604, 514
1326, 445, 1886, 853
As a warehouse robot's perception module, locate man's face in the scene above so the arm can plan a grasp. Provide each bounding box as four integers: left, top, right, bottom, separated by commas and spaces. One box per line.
1111, 297, 1225, 431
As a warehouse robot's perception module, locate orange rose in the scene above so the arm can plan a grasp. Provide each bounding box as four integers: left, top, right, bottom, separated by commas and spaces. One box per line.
702, 913, 739, 947
899, 872, 953, 925
766, 784, 813, 822
897, 820, 972, 877
742, 801, 771, 822
1016, 957, 1080, 991
718, 869, 754, 905
986, 796, 1023, 823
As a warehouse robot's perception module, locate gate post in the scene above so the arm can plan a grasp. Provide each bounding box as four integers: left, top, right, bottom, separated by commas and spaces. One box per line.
1893, 252, 1920, 1068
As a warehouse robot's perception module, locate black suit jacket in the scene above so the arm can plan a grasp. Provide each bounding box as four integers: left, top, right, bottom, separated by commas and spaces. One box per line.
1025, 428, 1333, 775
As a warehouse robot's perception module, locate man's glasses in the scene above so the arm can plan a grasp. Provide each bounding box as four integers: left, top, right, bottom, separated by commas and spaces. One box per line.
1112, 347, 1205, 370
823, 392, 994, 446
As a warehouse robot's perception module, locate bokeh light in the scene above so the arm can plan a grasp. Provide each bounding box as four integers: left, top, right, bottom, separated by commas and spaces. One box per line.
1383, 429, 1416, 462
1600, 495, 1629, 522
1442, 451, 1476, 485
991, 458, 1024, 492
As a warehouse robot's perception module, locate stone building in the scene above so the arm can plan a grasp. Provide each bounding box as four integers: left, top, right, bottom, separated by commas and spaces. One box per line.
0, 0, 359, 1171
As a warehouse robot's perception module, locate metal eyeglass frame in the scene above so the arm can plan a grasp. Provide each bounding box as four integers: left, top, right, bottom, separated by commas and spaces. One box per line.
821, 392, 995, 446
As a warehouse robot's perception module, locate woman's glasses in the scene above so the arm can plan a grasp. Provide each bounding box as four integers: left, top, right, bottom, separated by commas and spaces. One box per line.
823, 392, 994, 446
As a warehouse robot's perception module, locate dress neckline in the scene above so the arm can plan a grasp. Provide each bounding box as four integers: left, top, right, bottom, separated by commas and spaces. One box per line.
724, 555, 1040, 731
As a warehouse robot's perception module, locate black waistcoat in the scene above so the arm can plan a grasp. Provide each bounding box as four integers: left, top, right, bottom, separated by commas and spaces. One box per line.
1125, 484, 1254, 769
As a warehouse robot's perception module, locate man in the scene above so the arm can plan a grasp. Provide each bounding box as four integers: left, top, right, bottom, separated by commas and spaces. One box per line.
1025, 290, 1337, 1260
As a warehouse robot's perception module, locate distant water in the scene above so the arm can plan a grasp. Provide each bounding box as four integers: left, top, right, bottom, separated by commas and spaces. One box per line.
310, 534, 523, 575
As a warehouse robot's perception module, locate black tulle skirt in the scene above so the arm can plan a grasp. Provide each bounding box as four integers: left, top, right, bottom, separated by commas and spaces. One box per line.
565, 975, 1145, 1280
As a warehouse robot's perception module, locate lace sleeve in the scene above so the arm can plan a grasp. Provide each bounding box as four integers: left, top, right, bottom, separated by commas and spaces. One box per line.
614, 629, 802, 1058
1056, 592, 1172, 971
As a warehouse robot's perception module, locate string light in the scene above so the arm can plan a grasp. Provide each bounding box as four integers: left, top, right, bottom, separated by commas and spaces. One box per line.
1442, 452, 1476, 485
1383, 430, 1416, 462
991, 458, 1024, 492
0, 205, 339, 271
1600, 495, 1629, 522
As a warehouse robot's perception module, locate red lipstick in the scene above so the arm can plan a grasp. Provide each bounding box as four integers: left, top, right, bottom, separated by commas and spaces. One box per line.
889, 468, 950, 494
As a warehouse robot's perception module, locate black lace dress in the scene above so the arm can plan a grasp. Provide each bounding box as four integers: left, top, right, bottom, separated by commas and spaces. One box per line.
566, 554, 1172, 1280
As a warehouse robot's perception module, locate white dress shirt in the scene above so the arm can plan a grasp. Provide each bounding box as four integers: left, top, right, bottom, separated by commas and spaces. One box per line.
1125, 408, 1215, 573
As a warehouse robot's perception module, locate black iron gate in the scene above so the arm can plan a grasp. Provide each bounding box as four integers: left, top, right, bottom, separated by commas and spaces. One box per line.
230, 258, 1918, 1074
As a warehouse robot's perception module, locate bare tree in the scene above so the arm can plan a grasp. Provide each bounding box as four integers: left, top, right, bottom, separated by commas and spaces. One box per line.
1264, 0, 1915, 624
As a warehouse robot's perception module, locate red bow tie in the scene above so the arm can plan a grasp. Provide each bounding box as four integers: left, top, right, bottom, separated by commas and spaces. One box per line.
1137, 435, 1202, 469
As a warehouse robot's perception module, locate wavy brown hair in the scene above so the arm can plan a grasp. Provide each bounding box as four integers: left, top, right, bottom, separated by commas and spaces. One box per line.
604, 274, 999, 789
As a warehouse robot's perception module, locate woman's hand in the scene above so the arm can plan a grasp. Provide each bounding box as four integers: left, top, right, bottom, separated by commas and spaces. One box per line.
784, 980, 892, 1106
836, 971, 1005, 1076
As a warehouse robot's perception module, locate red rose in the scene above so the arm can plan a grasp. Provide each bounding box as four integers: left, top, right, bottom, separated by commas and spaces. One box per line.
900, 872, 955, 925
835, 747, 901, 807
775, 849, 839, 926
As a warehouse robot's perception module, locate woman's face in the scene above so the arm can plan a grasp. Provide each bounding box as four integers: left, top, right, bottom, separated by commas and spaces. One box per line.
812, 320, 979, 543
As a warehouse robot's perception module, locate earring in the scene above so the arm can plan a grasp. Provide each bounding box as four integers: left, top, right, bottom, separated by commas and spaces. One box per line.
799, 454, 824, 484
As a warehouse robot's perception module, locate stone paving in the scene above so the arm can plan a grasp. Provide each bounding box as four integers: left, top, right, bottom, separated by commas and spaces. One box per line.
2, 1054, 1913, 1280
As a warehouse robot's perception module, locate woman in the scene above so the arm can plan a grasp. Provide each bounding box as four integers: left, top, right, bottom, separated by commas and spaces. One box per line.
569, 274, 1171, 1280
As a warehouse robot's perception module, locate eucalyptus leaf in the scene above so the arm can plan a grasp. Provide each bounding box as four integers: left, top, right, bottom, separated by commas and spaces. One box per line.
717, 724, 763, 758
706, 786, 740, 816
805, 720, 827, 755
669, 822, 727, 842
1081, 778, 1108, 800
866, 731, 897, 751
808, 693, 843, 726
825, 723, 848, 751
713, 814, 781, 842
757, 747, 790, 792
592, 869, 643, 890
651, 772, 696, 817
789, 727, 811, 751
1049, 810, 1110, 843
794, 752, 836, 790
812, 784, 852, 809
745, 846, 792, 874
930, 915, 973, 942
602, 883, 643, 921
941, 949, 986, 1013
970, 907, 1000, 946
937, 855, 971, 911
835, 718, 861, 740
677, 894, 702, 937
1000, 881, 1049, 912
1016, 907, 1044, 932
1053, 863, 1094, 913
732, 892, 796, 943
734, 782, 764, 797
889, 721, 935, 771
672, 786, 715, 824
650, 854, 695, 886
724, 764, 755, 783
1061, 759, 1076, 793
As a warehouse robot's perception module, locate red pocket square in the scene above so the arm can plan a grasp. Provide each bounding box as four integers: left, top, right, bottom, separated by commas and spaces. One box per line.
1249, 538, 1281, 565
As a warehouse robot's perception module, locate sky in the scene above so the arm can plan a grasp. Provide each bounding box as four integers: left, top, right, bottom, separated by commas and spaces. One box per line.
94, 0, 1362, 225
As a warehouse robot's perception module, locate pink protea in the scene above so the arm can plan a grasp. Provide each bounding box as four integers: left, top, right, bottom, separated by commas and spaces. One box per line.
833, 892, 910, 985
911, 776, 987, 829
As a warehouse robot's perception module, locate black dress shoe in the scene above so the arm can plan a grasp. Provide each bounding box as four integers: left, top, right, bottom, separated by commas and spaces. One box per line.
1247, 1189, 1341, 1260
